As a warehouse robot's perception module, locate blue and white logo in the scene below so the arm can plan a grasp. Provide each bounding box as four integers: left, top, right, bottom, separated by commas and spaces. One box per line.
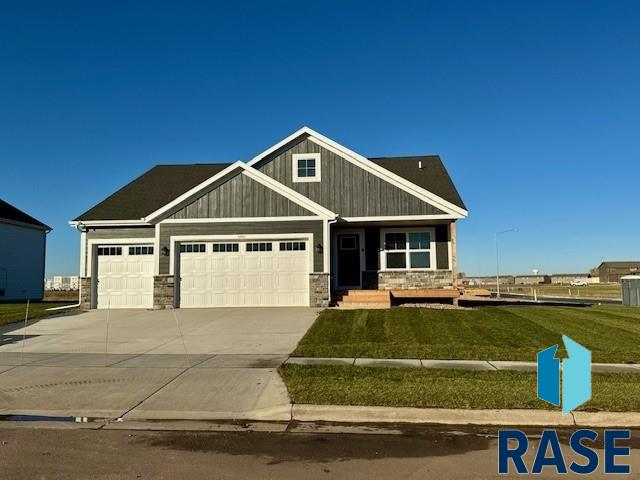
537, 335, 591, 414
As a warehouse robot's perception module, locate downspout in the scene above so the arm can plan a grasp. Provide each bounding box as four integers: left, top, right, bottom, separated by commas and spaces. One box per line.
50, 221, 86, 311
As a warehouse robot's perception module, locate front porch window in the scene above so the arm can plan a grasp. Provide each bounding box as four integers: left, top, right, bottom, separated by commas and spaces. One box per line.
381, 228, 435, 270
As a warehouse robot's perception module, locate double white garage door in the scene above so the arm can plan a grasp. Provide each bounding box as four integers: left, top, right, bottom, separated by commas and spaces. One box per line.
95, 239, 310, 309
178, 240, 310, 307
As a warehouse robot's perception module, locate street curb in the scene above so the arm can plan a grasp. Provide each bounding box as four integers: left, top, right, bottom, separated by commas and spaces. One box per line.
290, 405, 640, 427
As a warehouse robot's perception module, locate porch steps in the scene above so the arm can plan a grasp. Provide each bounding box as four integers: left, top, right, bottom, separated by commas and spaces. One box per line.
334, 290, 392, 308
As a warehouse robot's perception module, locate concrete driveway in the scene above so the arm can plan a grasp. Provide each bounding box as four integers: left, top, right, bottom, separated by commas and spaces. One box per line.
0, 308, 318, 421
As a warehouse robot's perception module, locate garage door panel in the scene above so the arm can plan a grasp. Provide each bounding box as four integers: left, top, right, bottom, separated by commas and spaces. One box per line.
97, 248, 154, 309
179, 240, 309, 307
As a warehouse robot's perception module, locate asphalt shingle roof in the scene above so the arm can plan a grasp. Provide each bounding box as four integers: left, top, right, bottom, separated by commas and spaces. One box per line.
74, 164, 231, 221
0, 199, 50, 229
74, 156, 466, 221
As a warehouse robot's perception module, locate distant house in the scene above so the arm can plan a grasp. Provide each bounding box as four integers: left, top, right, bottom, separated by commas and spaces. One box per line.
597, 262, 640, 283
550, 273, 593, 285
513, 274, 551, 285
0, 199, 51, 301
45, 276, 80, 291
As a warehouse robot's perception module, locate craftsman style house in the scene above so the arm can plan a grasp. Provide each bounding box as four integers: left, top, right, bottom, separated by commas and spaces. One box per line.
70, 127, 467, 309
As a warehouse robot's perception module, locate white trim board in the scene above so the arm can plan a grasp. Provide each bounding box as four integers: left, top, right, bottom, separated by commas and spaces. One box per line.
292, 152, 322, 183
342, 215, 460, 222
144, 162, 336, 222
69, 219, 151, 228
246, 126, 468, 218
168, 233, 314, 276
379, 227, 437, 272
160, 216, 322, 224
85, 237, 157, 278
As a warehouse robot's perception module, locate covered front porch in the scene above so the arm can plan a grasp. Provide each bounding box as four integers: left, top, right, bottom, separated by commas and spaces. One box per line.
328, 219, 460, 307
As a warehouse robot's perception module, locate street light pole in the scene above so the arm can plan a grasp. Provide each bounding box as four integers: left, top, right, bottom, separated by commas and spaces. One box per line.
495, 229, 516, 298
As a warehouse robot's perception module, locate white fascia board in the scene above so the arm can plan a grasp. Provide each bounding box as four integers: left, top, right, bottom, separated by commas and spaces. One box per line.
307, 135, 468, 218
144, 161, 336, 223
240, 165, 336, 218
160, 216, 323, 224
342, 214, 462, 222
246, 126, 312, 166
68, 220, 151, 228
245, 126, 467, 217
144, 161, 245, 222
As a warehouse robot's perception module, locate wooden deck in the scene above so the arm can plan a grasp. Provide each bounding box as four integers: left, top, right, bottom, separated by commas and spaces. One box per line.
334, 288, 459, 308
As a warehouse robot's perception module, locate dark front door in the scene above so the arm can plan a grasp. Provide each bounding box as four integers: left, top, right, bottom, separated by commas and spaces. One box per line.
336, 233, 361, 287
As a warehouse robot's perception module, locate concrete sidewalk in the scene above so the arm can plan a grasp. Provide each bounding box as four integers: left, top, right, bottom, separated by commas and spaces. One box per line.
284, 357, 640, 373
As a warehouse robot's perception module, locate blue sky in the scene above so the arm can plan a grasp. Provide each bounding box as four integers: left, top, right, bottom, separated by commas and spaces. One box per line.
1, 1, 638, 277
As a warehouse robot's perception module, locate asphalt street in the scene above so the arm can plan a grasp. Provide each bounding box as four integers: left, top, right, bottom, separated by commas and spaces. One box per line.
1, 423, 638, 479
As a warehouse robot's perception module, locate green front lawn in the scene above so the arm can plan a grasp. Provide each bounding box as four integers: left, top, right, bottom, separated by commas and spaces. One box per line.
0, 302, 76, 327
280, 364, 640, 411
293, 305, 640, 363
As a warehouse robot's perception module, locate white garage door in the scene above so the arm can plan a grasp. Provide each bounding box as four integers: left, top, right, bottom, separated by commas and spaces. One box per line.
96, 245, 155, 309
178, 240, 310, 307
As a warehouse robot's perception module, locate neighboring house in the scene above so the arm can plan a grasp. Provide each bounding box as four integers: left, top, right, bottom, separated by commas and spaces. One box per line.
550, 273, 594, 285
461, 275, 515, 286
70, 127, 468, 309
0, 199, 51, 301
513, 274, 551, 285
596, 261, 640, 283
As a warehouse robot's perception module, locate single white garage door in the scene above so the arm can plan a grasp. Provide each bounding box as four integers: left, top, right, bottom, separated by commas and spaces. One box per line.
96, 245, 155, 309
178, 240, 310, 307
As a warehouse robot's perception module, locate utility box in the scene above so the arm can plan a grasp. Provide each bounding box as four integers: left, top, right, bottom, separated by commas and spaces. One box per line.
621, 275, 640, 306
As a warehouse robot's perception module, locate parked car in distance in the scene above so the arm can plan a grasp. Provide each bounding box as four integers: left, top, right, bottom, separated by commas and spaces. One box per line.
569, 280, 588, 287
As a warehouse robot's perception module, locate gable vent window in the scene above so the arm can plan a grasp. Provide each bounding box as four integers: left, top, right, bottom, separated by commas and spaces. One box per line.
292, 153, 321, 183
246, 242, 273, 252
98, 246, 122, 256
129, 246, 154, 255
180, 243, 206, 253
279, 241, 306, 251
212, 243, 239, 253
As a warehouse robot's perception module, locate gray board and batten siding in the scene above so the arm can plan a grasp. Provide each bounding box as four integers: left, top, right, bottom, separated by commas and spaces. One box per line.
168, 171, 315, 220
253, 136, 447, 217
158, 220, 325, 275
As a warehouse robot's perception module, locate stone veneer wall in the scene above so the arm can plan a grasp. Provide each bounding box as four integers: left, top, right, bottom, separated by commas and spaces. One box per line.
377, 270, 454, 290
79, 277, 92, 310
153, 275, 175, 309
309, 273, 330, 307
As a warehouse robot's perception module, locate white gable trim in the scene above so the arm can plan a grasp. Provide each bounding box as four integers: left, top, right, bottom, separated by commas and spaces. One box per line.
247, 126, 468, 218
144, 161, 336, 222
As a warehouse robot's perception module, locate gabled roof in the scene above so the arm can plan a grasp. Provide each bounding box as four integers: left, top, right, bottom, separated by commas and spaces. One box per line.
247, 127, 468, 217
73, 127, 468, 222
369, 156, 466, 210
0, 199, 50, 230
74, 164, 231, 221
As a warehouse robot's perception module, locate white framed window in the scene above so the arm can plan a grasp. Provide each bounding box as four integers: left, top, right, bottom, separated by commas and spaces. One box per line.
292, 153, 321, 183
380, 228, 436, 271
